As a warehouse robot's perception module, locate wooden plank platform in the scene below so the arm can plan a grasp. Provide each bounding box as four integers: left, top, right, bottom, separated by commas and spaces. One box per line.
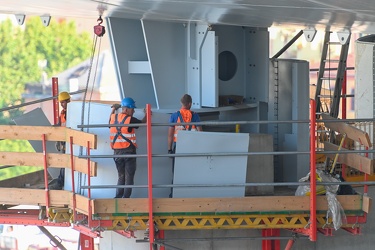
92, 195, 368, 215
0, 189, 369, 216
0, 125, 97, 149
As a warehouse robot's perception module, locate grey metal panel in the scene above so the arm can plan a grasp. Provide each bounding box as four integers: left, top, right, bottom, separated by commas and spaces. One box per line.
173, 131, 248, 198
201, 31, 218, 107
12, 108, 60, 178
187, 23, 210, 109
245, 28, 270, 103
214, 25, 247, 97
355, 37, 375, 119
268, 59, 309, 182
142, 20, 186, 109
107, 18, 157, 108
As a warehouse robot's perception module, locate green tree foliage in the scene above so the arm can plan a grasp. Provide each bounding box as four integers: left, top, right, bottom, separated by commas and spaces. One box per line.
0, 140, 40, 181
0, 16, 92, 179
0, 16, 92, 124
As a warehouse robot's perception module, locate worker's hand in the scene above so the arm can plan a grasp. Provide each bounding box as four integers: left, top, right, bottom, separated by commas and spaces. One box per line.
111, 103, 121, 110
168, 149, 174, 159
144, 108, 152, 115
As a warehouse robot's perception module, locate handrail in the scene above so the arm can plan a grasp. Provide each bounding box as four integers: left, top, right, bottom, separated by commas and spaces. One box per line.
309, 99, 317, 241
77, 117, 375, 127
87, 140, 93, 228
146, 104, 154, 248
0, 89, 86, 113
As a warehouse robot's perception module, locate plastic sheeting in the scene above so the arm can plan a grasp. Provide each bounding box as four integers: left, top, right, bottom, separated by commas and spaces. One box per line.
295, 169, 347, 230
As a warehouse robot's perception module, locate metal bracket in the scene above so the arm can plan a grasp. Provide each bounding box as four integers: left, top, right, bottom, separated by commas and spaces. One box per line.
15, 14, 25, 25
303, 28, 317, 42
337, 30, 351, 45
40, 15, 51, 27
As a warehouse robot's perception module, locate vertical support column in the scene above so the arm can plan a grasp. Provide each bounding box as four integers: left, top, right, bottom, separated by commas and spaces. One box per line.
42, 134, 50, 211
364, 146, 369, 195
70, 136, 77, 221
146, 104, 154, 250
87, 141, 93, 227
262, 229, 280, 250
341, 71, 347, 119
309, 99, 317, 241
158, 230, 165, 250
341, 71, 347, 179
79, 233, 95, 250
52, 77, 59, 125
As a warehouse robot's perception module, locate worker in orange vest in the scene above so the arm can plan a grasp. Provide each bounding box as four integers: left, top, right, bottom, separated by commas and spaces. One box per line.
167, 94, 202, 197
57, 91, 70, 126
109, 97, 148, 198
50, 91, 71, 190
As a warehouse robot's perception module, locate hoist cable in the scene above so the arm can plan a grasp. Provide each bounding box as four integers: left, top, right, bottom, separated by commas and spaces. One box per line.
76, 33, 99, 195
81, 35, 103, 195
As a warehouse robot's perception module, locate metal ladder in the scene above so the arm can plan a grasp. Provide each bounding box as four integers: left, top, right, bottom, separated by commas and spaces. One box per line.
314, 31, 351, 118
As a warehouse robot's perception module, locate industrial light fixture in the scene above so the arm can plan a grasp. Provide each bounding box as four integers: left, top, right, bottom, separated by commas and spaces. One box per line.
303, 28, 317, 42
40, 15, 51, 27
15, 14, 25, 25
337, 30, 351, 45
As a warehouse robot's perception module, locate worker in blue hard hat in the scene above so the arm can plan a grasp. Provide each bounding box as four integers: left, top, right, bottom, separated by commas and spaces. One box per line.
109, 97, 149, 198
167, 94, 202, 197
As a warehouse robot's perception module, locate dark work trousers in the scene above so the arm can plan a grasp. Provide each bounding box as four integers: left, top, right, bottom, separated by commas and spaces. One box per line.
114, 147, 137, 198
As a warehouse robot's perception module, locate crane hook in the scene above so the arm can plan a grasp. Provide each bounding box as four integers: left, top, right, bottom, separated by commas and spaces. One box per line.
97, 15, 103, 25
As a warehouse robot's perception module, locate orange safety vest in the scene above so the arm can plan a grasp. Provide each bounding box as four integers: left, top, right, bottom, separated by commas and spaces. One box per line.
60, 109, 67, 127
173, 109, 197, 142
109, 113, 137, 149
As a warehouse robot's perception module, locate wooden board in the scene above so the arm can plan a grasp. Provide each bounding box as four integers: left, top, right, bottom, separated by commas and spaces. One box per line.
0, 188, 69, 207
0, 189, 368, 216
321, 114, 372, 147
93, 195, 364, 214
0, 152, 97, 176
324, 142, 374, 175
363, 196, 372, 213
0, 125, 97, 149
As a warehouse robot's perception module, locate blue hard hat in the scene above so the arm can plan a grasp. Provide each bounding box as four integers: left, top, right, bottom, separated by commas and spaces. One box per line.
121, 97, 136, 108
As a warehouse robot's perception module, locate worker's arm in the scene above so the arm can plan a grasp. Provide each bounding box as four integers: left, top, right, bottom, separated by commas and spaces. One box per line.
168, 126, 175, 151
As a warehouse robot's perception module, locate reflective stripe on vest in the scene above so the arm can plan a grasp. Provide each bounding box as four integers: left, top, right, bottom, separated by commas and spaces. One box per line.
109, 114, 137, 149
